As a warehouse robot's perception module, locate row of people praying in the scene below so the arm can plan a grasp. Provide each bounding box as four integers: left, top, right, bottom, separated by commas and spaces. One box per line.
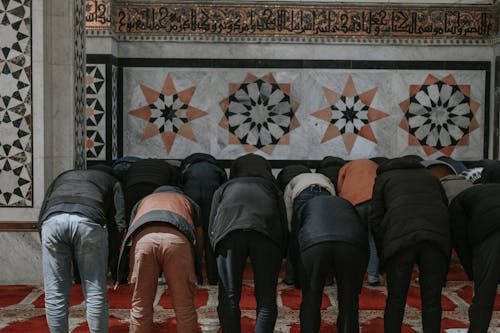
38, 153, 500, 333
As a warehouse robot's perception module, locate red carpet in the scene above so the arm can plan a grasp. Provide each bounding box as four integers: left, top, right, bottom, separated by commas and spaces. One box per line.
1, 258, 499, 332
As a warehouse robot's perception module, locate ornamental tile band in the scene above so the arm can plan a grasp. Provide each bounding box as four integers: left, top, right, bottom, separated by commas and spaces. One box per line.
87, 2, 498, 39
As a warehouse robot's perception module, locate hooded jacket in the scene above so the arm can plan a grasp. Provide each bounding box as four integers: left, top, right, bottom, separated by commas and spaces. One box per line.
448, 184, 500, 280
39, 169, 126, 232
209, 176, 288, 256
116, 186, 202, 284
370, 158, 451, 268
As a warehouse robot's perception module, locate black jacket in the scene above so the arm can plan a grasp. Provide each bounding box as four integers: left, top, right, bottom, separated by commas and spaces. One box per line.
209, 176, 288, 256
316, 156, 346, 188
296, 195, 368, 253
448, 184, 500, 280
229, 153, 274, 181
370, 158, 451, 268
125, 159, 181, 189
39, 169, 126, 232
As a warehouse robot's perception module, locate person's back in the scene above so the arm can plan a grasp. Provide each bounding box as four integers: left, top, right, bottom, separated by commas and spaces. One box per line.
296, 195, 368, 333
124, 159, 181, 222
209, 153, 288, 333
117, 186, 201, 333
181, 153, 227, 284
448, 181, 500, 333
370, 157, 451, 333
39, 167, 125, 333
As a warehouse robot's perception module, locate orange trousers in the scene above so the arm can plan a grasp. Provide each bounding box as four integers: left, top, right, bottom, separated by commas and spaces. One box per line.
129, 225, 198, 333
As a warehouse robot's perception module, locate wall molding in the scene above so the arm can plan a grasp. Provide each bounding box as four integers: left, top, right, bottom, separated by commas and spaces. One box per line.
0, 222, 38, 232
85, 0, 498, 45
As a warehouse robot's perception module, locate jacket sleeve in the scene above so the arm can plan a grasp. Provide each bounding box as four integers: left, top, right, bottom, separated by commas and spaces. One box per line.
369, 176, 386, 257
209, 185, 224, 234
448, 197, 473, 280
113, 181, 127, 233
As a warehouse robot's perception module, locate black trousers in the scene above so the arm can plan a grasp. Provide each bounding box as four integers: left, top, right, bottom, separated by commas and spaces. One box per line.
216, 230, 282, 333
469, 230, 500, 333
298, 241, 367, 333
384, 241, 449, 333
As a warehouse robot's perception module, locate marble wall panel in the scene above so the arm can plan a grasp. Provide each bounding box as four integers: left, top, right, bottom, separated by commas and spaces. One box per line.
122, 64, 487, 161
0, 0, 32, 207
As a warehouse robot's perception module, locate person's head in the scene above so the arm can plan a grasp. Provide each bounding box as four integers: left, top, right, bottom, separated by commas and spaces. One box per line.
230, 153, 273, 180
277, 164, 311, 190
420, 160, 456, 180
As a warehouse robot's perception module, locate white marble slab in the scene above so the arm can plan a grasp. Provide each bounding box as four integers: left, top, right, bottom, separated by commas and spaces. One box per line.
0, 232, 43, 285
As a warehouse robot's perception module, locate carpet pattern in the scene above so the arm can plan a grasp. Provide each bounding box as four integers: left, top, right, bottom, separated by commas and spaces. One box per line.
1, 259, 499, 332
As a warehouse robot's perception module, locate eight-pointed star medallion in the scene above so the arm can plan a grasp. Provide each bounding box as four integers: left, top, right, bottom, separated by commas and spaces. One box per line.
312, 75, 388, 153
129, 74, 208, 154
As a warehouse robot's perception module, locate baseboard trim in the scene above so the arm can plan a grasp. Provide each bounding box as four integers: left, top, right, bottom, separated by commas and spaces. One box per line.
0, 222, 38, 232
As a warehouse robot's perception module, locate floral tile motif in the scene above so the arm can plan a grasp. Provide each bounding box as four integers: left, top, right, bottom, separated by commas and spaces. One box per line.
129, 74, 208, 154
219, 73, 299, 155
85, 64, 106, 160
399, 74, 480, 156
312, 75, 388, 154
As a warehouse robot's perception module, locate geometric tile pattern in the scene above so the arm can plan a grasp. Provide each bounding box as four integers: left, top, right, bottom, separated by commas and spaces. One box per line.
111, 64, 118, 160
312, 75, 389, 154
85, 64, 106, 160
74, 0, 86, 169
129, 73, 208, 154
219, 73, 300, 155
399, 74, 481, 156
0, 0, 32, 206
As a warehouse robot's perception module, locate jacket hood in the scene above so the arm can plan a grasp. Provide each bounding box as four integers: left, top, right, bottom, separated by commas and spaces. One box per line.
153, 185, 184, 194
377, 157, 424, 175
230, 154, 273, 179
318, 156, 346, 169
180, 153, 218, 172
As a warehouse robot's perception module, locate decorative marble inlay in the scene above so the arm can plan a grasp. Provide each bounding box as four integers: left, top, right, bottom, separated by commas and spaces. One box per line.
0, 0, 32, 207
129, 74, 208, 154
85, 0, 111, 31
85, 64, 106, 160
111, 64, 118, 160
75, 0, 87, 169
219, 73, 299, 154
399, 74, 480, 156
108, 3, 495, 40
312, 75, 388, 154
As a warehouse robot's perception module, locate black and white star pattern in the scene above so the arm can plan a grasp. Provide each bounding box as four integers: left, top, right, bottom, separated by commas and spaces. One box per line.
0, 0, 32, 206
330, 95, 370, 134
148, 93, 189, 133
226, 79, 293, 149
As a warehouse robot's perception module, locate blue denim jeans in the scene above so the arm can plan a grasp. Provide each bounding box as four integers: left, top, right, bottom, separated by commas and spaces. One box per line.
355, 201, 380, 281
41, 213, 109, 333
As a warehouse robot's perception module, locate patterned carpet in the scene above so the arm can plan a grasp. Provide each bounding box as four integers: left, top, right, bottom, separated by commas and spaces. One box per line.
0, 258, 499, 332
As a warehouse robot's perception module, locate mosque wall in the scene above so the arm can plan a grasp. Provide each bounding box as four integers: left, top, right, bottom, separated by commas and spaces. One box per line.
0, 0, 497, 283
